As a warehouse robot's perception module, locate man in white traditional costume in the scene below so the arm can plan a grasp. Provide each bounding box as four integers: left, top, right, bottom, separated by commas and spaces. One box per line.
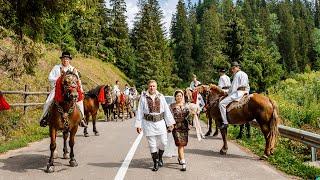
135, 80, 175, 171
219, 62, 250, 129
189, 74, 201, 90
218, 68, 231, 93
39, 52, 87, 127
113, 80, 120, 96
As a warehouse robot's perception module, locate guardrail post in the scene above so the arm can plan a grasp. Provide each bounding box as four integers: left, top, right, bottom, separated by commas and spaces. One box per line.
23, 85, 28, 114
311, 147, 317, 162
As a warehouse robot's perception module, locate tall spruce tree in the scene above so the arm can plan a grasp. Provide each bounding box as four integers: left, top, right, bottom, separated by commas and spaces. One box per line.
107, 0, 136, 78
132, 0, 174, 91
171, 0, 194, 82
242, 22, 283, 92
198, 4, 228, 83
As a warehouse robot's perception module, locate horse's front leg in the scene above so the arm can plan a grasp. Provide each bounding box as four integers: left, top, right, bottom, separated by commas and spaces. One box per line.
219, 128, 228, 155
69, 126, 78, 167
46, 127, 57, 173
63, 131, 69, 159
92, 112, 99, 136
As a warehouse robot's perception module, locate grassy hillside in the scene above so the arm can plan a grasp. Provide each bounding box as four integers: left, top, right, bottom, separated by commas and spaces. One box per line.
0, 33, 130, 152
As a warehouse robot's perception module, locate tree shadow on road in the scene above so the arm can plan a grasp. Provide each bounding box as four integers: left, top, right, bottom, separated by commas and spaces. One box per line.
185, 149, 257, 160
0, 154, 48, 173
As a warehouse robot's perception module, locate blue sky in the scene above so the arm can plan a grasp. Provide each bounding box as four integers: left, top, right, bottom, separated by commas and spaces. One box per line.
105, 0, 198, 32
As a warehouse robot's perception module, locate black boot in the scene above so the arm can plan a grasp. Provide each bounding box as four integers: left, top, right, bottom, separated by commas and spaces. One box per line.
158, 150, 164, 167
151, 152, 159, 171
236, 125, 244, 139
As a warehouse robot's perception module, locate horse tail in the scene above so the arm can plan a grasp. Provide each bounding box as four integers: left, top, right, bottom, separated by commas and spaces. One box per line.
268, 98, 281, 151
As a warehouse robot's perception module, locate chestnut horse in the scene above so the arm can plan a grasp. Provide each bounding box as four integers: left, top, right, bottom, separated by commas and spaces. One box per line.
83, 85, 107, 137
206, 85, 280, 158
115, 93, 133, 120
46, 70, 82, 173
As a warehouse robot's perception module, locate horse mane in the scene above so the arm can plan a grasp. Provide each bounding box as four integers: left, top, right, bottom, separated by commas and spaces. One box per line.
87, 85, 104, 97
209, 84, 227, 96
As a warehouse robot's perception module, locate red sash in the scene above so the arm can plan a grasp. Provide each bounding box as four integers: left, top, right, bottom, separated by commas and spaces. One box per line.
0, 93, 10, 111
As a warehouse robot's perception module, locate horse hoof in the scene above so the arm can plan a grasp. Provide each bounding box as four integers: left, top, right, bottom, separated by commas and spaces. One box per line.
205, 131, 211, 136
46, 165, 55, 173
219, 149, 227, 155
94, 132, 100, 136
212, 131, 218, 136
69, 159, 78, 167
53, 150, 58, 159
260, 155, 269, 160
84, 133, 89, 137
63, 153, 69, 159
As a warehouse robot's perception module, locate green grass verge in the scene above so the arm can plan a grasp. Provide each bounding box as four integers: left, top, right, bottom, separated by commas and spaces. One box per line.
0, 123, 48, 153
227, 125, 320, 179
199, 114, 319, 179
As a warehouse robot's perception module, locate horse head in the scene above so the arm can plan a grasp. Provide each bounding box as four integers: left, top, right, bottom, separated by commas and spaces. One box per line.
57, 70, 79, 103
104, 85, 114, 105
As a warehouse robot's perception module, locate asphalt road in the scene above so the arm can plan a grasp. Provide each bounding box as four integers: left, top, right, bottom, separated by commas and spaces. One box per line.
0, 119, 290, 180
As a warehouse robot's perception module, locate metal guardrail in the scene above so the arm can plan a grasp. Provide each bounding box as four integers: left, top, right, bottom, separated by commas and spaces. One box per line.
250, 121, 319, 162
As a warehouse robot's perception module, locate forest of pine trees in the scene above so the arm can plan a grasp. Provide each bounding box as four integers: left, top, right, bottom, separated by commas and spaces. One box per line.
2, 0, 320, 92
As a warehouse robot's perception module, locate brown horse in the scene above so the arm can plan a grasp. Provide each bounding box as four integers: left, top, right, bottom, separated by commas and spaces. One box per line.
101, 85, 116, 121
83, 85, 107, 137
46, 70, 82, 173
115, 93, 133, 120
206, 85, 280, 158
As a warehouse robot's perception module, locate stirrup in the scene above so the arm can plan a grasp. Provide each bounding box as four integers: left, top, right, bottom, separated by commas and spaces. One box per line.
40, 118, 48, 127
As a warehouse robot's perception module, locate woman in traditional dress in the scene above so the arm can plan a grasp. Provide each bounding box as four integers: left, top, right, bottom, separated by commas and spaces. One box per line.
170, 90, 190, 171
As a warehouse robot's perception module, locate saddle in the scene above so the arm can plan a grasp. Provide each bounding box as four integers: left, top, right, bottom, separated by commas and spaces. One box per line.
220, 94, 253, 113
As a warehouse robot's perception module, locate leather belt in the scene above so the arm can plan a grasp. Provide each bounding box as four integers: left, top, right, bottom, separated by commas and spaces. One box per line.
144, 113, 164, 122
222, 86, 230, 90
237, 87, 246, 91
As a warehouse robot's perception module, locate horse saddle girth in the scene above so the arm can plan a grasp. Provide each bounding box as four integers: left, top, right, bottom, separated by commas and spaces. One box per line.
220, 94, 253, 113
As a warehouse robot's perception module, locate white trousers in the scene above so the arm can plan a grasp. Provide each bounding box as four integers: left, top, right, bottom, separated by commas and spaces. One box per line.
218, 96, 233, 124
40, 89, 84, 121
146, 134, 168, 153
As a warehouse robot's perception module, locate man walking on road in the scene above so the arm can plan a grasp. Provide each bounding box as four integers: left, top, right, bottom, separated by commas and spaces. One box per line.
135, 80, 175, 171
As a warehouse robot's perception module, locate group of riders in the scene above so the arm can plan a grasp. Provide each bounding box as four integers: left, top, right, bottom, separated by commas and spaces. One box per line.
40, 51, 254, 173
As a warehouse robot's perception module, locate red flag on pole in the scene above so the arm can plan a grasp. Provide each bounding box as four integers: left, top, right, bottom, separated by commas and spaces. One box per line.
0, 92, 10, 111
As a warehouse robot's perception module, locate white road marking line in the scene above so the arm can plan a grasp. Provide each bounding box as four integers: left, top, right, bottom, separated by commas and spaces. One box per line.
114, 132, 143, 180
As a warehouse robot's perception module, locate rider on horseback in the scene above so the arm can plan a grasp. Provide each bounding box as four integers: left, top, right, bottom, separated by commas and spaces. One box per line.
39, 51, 87, 127
218, 68, 231, 93
218, 62, 250, 129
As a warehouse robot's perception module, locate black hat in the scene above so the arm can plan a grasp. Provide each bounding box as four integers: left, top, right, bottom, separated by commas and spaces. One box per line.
219, 68, 226, 73
231, 61, 240, 67
60, 51, 72, 60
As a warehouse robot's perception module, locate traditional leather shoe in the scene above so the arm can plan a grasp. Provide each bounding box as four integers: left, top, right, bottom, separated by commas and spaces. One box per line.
151, 152, 159, 171
219, 123, 228, 129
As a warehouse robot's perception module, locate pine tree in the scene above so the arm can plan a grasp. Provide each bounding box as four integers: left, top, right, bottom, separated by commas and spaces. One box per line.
242, 22, 283, 92
171, 0, 194, 82
316, 0, 320, 28
132, 0, 174, 91
198, 5, 228, 83
106, 0, 136, 78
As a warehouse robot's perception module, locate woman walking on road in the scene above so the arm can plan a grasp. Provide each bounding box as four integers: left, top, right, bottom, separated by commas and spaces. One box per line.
170, 90, 191, 171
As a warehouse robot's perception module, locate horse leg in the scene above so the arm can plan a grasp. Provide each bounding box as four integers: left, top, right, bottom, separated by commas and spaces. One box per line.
212, 118, 219, 136
259, 123, 272, 159
219, 127, 228, 155
245, 123, 251, 138
236, 125, 244, 139
69, 127, 78, 167
46, 128, 56, 173
122, 106, 124, 121
205, 117, 212, 136
92, 112, 99, 136
63, 131, 69, 159
83, 114, 89, 137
